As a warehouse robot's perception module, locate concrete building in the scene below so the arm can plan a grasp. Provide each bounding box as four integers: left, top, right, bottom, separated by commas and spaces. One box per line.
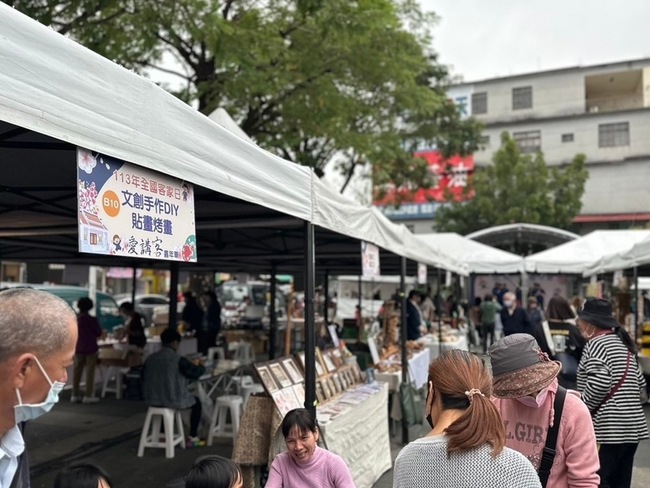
384, 58, 650, 235
452, 58, 650, 234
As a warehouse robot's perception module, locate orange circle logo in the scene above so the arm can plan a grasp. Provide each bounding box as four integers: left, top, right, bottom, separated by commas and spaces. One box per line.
102, 190, 121, 217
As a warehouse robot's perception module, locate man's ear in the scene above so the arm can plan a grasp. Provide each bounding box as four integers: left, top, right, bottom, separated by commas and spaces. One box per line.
12, 354, 34, 389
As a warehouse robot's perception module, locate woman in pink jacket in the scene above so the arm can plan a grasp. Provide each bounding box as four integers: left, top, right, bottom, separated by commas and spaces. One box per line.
489, 333, 600, 488
265, 408, 355, 488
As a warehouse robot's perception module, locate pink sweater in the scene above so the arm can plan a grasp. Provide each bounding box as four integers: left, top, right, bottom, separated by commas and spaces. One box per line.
492, 380, 600, 488
265, 446, 356, 488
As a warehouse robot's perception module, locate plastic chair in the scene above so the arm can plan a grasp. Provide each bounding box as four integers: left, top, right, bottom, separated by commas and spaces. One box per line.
207, 395, 243, 445
137, 407, 186, 458
207, 346, 226, 362
233, 342, 253, 364
241, 383, 265, 409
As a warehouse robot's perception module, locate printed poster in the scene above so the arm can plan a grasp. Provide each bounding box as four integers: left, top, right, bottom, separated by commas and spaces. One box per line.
77, 148, 197, 262
361, 241, 380, 278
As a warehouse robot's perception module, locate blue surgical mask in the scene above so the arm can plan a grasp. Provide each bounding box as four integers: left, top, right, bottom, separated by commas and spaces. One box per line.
14, 356, 65, 424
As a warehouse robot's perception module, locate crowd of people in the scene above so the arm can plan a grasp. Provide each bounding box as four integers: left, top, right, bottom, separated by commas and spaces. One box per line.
1, 286, 649, 488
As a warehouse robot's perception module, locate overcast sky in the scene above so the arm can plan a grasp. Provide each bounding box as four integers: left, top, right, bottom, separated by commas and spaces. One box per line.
420, 0, 650, 82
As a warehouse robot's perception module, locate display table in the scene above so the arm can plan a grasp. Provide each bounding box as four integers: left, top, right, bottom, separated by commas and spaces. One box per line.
97, 335, 198, 359
417, 332, 468, 360
375, 348, 431, 391
319, 382, 391, 488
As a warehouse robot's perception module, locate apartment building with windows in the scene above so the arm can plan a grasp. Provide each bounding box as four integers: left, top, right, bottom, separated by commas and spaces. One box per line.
448, 58, 650, 234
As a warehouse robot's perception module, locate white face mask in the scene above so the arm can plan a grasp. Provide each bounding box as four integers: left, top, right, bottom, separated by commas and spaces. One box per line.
14, 356, 65, 424
504, 300, 514, 308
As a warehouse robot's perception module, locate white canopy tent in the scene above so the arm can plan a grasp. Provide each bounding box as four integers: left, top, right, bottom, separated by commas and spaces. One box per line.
524, 230, 650, 274
583, 234, 650, 277
0, 3, 466, 277
418, 233, 524, 274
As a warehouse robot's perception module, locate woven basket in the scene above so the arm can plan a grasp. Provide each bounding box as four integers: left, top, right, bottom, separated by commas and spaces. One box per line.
232, 395, 276, 466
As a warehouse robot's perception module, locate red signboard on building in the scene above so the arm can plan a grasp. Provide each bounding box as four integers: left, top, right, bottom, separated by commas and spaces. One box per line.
373, 151, 475, 207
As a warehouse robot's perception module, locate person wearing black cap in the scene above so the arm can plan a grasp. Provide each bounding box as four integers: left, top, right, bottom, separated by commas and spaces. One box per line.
576, 298, 649, 488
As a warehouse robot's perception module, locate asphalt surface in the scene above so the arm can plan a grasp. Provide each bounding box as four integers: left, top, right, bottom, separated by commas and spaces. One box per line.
23, 379, 650, 488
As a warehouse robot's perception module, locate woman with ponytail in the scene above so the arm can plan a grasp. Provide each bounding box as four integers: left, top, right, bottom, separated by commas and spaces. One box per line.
577, 298, 649, 488
392, 350, 540, 488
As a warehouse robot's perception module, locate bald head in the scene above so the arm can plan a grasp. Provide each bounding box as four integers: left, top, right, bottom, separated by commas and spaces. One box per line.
0, 288, 76, 362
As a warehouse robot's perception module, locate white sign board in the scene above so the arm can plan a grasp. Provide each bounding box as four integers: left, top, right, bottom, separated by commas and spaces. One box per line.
77, 148, 197, 262
418, 263, 427, 285
361, 241, 380, 278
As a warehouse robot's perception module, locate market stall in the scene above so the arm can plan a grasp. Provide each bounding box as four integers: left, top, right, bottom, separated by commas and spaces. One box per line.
418, 329, 469, 360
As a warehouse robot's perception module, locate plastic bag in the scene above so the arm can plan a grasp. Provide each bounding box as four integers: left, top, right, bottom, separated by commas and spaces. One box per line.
399, 382, 424, 427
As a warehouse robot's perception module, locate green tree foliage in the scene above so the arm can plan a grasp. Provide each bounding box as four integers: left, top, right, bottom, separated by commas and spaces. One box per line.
434, 132, 588, 234
6, 0, 482, 193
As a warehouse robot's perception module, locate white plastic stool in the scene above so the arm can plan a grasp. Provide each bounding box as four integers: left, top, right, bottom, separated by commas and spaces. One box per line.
241, 384, 265, 409
207, 346, 226, 362
137, 407, 186, 458
207, 395, 243, 445
101, 366, 129, 399
231, 374, 254, 394
233, 342, 253, 364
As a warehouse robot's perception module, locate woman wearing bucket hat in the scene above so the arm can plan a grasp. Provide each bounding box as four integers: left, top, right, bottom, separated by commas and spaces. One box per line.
576, 298, 649, 488
489, 334, 599, 488
393, 350, 541, 488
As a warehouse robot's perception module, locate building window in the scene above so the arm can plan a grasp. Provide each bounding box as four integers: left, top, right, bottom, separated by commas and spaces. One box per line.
513, 130, 541, 154
598, 122, 630, 147
561, 133, 574, 143
471, 92, 488, 114
512, 86, 533, 110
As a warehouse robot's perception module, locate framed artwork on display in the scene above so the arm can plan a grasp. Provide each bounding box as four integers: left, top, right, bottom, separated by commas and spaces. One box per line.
316, 381, 325, 404
339, 371, 349, 390
292, 383, 306, 405
319, 378, 332, 400
328, 377, 338, 395
321, 350, 337, 373
332, 373, 343, 393
270, 362, 293, 388
271, 388, 302, 417
300, 350, 325, 377
255, 364, 279, 393
330, 348, 343, 368
282, 358, 304, 384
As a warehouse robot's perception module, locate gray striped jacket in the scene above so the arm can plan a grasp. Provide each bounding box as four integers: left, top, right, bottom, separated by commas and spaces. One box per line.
577, 333, 649, 443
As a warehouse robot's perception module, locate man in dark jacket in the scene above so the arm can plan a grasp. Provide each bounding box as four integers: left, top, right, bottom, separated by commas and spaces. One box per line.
500, 292, 532, 336
405, 290, 423, 341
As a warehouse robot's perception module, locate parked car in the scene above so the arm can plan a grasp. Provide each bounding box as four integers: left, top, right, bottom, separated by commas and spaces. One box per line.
114, 293, 170, 326
0, 283, 124, 331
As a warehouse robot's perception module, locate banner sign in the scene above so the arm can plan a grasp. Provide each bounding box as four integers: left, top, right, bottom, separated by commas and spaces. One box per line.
418, 263, 428, 285
361, 242, 380, 278
77, 148, 197, 262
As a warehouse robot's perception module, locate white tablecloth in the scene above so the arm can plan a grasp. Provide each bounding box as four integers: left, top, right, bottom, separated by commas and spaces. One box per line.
418, 333, 469, 360
375, 348, 431, 392
320, 382, 391, 488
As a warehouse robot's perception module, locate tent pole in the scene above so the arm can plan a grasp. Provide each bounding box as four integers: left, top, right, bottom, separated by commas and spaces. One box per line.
131, 265, 137, 305
324, 270, 329, 324
437, 268, 443, 358
304, 221, 317, 417
168, 262, 179, 330
400, 256, 409, 445
269, 263, 277, 360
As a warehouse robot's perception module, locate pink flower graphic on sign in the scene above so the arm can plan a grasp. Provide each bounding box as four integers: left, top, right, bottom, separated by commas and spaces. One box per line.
78, 149, 97, 174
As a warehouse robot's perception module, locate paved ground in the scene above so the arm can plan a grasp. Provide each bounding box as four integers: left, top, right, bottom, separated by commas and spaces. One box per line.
24, 388, 650, 488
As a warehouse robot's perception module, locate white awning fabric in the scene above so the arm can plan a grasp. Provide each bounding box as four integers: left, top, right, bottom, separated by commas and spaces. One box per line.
418, 233, 524, 274
0, 4, 468, 276
583, 234, 650, 276
525, 230, 650, 274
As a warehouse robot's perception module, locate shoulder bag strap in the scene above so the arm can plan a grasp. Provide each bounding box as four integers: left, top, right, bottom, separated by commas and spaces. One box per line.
590, 352, 631, 418
538, 386, 566, 488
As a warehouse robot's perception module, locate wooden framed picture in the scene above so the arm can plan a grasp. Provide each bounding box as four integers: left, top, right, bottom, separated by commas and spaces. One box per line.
282, 357, 304, 384
330, 348, 343, 368
292, 383, 306, 405
315, 381, 326, 404
303, 349, 325, 377
270, 362, 293, 388
332, 373, 343, 393
255, 364, 279, 393
339, 371, 349, 390
319, 378, 332, 400
321, 350, 337, 373
328, 377, 338, 396
271, 387, 302, 417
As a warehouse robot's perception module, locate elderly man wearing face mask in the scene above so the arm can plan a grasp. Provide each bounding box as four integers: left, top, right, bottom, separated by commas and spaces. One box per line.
500, 291, 533, 337
0, 288, 78, 488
